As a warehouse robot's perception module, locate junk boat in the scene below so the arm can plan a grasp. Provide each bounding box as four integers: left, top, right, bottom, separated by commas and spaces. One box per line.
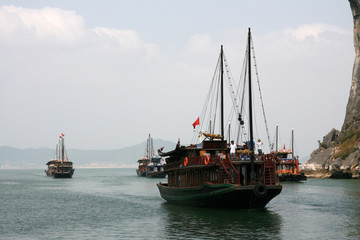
136, 157, 150, 177
157, 29, 282, 208
45, 133, 74, 178
136, 134, 166, 178
275, 127, 307, 182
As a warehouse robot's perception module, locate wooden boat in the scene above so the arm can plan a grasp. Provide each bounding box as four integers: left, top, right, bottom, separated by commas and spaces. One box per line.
136, 157, 150, 177
274, 127, 307, 182
136, 134, 166, 178
276, 150, 306, 182
146, 156, 167, 178
157, 29, 282, 209
45, 134, 74, 178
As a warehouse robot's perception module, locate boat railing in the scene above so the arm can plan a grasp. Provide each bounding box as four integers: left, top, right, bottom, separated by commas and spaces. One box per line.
277, 163, 299, 174
225, 153, 241, 183
164, 161, 182, 171
218, 156, 231, 182
164, 156, 212, 171
278, 158, 295, 164
261, 154, 278, 185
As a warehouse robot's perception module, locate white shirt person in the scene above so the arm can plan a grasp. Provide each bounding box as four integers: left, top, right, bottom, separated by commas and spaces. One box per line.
230, 141, 236, 160
256, 139, 263, 154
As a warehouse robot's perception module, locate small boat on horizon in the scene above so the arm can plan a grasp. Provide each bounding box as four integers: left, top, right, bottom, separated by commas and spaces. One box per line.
136, 134, 166, 178
157, 29, 282, 209
275, 127, 307, 182
45, 133, 74, 178
146, 155, 167, 178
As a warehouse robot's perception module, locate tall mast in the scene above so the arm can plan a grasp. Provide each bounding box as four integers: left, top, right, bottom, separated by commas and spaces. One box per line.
292, 128, 295, 173
220, 45, 224, 145
61, 136, 64, 162
292, 128, 294, 158
228, 123, 231, 144
58, 139, 60, 160
275, 124, 279, 152
209, 120, 212, 134
151, 136, 154, 159
248, 28, 255, 180
55, 143, 58, 159
147, 134, 150, 159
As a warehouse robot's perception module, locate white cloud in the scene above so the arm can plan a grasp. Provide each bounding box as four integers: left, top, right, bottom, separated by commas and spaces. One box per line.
0, 5, 158, 56
284, 23, 350, 41
0, 5, 86, 44
0, 5, 354, 162
184, 34, 214, 54
92, 27, 158, 57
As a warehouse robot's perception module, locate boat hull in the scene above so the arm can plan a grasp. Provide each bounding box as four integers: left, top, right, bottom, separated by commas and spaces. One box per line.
53, 170, 74, 178
278, 173, 307, 182
146, 171, 167, 178
157, 182, 282, 209
45, 169, 74, 178
45, 170, 55, 177
136, 170, 147, 177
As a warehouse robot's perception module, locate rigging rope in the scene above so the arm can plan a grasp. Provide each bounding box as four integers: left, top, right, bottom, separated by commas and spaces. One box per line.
192, 54, 222, 143
250, 36, 272, 152
223, 52, 241, 142
236, 47, 249, 145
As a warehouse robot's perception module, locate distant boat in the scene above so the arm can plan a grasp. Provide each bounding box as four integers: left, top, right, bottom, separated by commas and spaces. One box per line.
136, 134, 166, 178
275, 127, 307, 182
136, 156, 150, 177
157, 29, 282, 209
146, 156, 166, 178
45, 134, 74, 178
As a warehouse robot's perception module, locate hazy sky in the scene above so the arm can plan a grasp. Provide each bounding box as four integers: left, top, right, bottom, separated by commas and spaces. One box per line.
0, 0, 354, 162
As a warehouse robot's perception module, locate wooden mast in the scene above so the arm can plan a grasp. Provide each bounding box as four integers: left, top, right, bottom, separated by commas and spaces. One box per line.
220, 45, 224, 148
61, 136, 64, 162
292, 128, 295, 174
276, 124, 279, 152
147, 134, 151, 160
248, 28, 255, 180
292, 128, 294, 158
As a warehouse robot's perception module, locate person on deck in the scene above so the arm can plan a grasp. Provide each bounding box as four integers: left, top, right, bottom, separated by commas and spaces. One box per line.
230, 141, 236, 161
256, 139, 263, 155
248, 140, 255, 152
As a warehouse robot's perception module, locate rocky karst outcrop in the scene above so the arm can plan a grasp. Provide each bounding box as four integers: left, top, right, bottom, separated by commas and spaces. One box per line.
302, 129, 359, 178
302, 0, 360, 178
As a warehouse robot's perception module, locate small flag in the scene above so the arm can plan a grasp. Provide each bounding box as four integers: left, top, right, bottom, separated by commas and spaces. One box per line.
192, 117, 200, 129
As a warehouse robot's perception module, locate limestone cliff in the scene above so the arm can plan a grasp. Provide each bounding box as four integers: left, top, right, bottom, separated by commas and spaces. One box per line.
302, 0, 360, 178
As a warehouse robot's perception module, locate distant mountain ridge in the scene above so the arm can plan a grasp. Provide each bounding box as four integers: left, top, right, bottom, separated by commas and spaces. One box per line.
0, 139, 177, 169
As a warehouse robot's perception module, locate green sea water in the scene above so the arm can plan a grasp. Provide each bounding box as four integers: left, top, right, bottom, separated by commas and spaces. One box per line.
0, 168, 359, 240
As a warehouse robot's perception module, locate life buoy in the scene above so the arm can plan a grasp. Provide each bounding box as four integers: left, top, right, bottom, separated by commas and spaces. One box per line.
184, 157, 188, 167
204, 155, 210, 165
253, 183, 268, 198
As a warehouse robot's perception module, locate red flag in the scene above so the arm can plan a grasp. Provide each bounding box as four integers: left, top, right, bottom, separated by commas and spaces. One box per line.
62, 133, 65, 137
192, 117, 200, 129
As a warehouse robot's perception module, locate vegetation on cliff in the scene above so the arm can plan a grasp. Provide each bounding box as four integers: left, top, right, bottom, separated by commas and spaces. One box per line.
336, 127, 360, 160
